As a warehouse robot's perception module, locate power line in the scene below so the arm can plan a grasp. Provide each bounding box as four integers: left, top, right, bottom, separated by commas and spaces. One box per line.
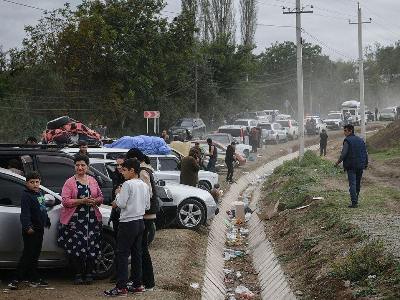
0, 0, 46, 11
301, 28, 355, 61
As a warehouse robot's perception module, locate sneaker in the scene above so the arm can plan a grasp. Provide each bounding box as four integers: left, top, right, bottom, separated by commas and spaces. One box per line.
348, 203, 358, 208
8, 280, 19, 290
145, 286, 155, 291
35, 279, 48, 287
104, 287, 128, 297
128, 285, 145, 294
73, 274, 84, 285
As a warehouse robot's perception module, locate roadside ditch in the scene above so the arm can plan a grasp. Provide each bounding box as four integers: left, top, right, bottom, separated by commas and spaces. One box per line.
202, 145, 319, 300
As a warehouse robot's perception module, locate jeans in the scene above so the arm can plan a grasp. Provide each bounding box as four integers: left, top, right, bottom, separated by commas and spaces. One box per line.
17, 228, 44, 282
116, 220, 144, 289
140, 219, 155, 289
207, 158, 217, 173
347, 169, 363, 205
226, 161, 234, 182
320, 144, 327, 156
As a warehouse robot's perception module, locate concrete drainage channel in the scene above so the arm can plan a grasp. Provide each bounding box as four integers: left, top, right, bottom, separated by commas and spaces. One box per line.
202, 145, 319, 300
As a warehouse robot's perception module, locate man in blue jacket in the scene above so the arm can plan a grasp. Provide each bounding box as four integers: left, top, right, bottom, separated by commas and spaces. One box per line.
335, 124, 368, 208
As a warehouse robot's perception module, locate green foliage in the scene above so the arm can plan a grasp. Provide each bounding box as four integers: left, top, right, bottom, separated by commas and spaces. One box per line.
332, 241, 396, 282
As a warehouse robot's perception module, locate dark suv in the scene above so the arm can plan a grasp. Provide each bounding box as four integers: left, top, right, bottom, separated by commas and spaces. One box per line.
169, 118, 206, 140
0, 145, 113, 203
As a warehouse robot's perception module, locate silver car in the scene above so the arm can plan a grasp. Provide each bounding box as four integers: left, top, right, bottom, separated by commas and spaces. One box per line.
0, 168, 116, 278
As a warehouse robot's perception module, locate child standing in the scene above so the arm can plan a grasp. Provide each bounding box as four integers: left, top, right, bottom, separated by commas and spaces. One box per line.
104, 158, 150, 297
8, 171, 50, 290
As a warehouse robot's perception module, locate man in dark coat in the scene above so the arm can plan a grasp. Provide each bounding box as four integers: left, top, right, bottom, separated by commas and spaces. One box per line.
335, 124, 368, 208
180, 149, 200, 187
225, 142, 236, 183
319, 129, 328, 156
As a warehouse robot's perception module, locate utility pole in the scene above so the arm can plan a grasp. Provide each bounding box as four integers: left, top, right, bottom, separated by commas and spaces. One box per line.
309, 60, 313, 115
349, 2, 371, 141
283, 1, 313, 159
194, 63, 199, 118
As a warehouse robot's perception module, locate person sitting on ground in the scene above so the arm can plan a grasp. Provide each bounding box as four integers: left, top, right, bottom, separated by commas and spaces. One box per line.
8, 171, 50, 290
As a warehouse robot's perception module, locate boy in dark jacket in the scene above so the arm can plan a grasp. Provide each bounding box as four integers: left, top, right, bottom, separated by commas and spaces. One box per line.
8, 171, 50, 290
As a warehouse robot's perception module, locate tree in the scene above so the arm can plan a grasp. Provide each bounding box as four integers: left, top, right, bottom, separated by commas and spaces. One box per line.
240, 0, 257, 48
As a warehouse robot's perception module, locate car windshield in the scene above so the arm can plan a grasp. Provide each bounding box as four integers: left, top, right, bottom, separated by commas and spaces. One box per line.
328, 113, 342, 119
234, 120, 249, 126
208, 135, 230, 145
218, 128, 241, 137
277, 120, 289, 127
244, 112, 257, 118
174, 119, 193, 127
256, 111, 267, 116
382, 108, 394, 113
258, 123, 272, 130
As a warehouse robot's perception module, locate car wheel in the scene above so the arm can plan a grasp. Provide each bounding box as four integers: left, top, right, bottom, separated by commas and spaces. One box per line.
198, 180, 212, 191
177, 198, 206, 229
243, 149, 250, 158
95, 232, 116, 279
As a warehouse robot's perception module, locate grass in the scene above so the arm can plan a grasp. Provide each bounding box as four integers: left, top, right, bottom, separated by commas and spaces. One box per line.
260, 149, 400, 299
368, 142, 400, 161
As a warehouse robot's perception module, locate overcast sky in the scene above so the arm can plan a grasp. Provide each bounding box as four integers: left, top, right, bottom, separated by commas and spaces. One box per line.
0, 0, 399, 61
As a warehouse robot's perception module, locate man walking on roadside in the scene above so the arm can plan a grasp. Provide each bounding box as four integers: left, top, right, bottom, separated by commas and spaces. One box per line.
319, 129, 328, 156
335, 124, 368, 208
206, 138, 217, 173
225, 142, 236, 183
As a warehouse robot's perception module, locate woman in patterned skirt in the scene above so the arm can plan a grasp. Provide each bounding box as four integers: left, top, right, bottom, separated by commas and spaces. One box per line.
58, 154, 104, 285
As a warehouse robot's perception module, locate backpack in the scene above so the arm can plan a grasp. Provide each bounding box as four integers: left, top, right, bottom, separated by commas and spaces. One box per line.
140, 167, 160, 215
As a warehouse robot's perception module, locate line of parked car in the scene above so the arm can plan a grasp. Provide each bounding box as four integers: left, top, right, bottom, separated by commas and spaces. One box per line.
0, 143, 219, 278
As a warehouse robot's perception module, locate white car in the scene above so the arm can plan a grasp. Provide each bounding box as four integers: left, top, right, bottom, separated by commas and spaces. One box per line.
233, 118, 259, 131
263, 110, 280, 122
275, 114, 292, 121
379, 107, 397, 121
90, 160, 219, 229
63, 148, 218, 191
323, 112, 343, 130
276, 119, 299, 140
0, 168, 116, 278
257, 122, 288, 144
243, 111, 271, 122
206, 133, 252, 158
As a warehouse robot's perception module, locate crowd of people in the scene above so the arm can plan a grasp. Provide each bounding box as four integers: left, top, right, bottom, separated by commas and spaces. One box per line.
8, 147, 158, 297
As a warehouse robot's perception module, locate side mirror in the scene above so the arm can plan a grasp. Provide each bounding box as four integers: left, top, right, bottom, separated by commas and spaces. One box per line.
158, 180, 166, 187
44, 194, 56, 207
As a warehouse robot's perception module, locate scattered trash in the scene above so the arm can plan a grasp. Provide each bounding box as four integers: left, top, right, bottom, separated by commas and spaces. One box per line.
236, 271, 242, 278
312, 196, 324, 200
2, 289, 10, 293
235, 285, 255, 299
367, 274, 377, 280
223, 268, 234, 275
296, 204, 311, 210
239, 228, 249, 235
257, 154, 263, 157
224, 249, 245, 260
44, 287, 55, 290
344, 280, 351, 288
190, 282, 200, 289
295, 290, 304, 296
245, 213, 252, 222
243, 171, 250, 175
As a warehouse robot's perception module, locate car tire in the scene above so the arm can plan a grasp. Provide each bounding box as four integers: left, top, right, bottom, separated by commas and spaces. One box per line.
177, 198, 206, 230
95, 232, 116, 279
243, 149, 250, 158
198, 180, 212, 191
47, 116, 70, 130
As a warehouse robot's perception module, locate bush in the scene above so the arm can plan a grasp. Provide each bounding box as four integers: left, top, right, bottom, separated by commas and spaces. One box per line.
332, 240, 395, 282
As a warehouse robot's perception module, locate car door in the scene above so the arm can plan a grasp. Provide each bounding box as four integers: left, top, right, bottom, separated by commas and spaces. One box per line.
0, 175, 25, 266
35, 155, 75, 194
